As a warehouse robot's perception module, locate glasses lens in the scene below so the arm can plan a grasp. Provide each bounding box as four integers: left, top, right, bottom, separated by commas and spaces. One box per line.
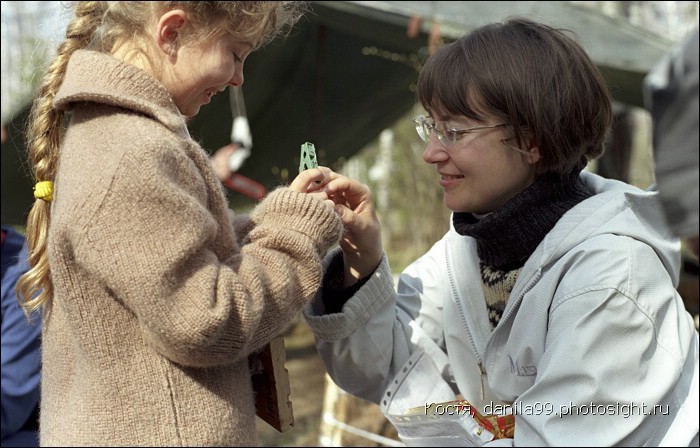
438, 123, 455, 148
414, 116, 429, 142
414, 116, 453, 149
415, 120, 426, 142
415, 117, 426, 142
422, 120, 433, 142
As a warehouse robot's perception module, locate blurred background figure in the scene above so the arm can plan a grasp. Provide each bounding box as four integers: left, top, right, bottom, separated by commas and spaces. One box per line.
644, 28, 699, 257
1, 225, 41, 448
209, 87, 267, 201
644, 28, 699, 330
210, 143, 240, 182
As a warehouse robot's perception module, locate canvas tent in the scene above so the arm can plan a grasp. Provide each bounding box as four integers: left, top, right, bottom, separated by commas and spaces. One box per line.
1, 1, 675, 223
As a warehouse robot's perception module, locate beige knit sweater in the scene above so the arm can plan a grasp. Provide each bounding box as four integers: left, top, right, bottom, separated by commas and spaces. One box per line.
40, 50, 341, 446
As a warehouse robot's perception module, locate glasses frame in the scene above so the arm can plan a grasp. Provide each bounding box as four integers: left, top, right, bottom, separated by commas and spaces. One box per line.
412, 115, 509, 150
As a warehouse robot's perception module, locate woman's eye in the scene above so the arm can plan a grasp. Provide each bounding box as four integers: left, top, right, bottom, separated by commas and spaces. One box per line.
445, 129, 460, 141
232, 53, 242, 62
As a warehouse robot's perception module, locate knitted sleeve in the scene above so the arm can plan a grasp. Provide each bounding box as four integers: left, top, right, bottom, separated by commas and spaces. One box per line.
71, 139, 341, 367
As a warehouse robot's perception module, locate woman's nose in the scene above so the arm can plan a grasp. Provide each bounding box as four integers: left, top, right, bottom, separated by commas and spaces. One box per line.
422, 135, 448, 163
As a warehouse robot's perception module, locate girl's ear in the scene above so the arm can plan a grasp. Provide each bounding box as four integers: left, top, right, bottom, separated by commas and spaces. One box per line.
156, 9, 187, 57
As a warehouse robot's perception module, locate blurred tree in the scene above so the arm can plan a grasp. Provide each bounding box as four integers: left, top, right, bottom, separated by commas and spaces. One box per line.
1, 1, 68, 123
339, 104, 450, 274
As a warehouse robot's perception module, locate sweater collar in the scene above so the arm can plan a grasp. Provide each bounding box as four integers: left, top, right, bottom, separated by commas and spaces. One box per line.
53, 50, 189, 138
453, 171, 593, 270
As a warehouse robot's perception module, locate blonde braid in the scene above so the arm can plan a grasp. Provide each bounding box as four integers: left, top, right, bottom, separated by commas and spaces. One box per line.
17, 1, 107, 318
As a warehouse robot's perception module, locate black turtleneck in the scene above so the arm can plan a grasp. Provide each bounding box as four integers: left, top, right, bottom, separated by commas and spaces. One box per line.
452, 171, 593, 328
453, 171, 593, 270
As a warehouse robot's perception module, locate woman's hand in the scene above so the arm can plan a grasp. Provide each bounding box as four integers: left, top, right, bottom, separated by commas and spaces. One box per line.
323, 171, 383, 287
291, 167, 383, 286
288, 167, 333, 206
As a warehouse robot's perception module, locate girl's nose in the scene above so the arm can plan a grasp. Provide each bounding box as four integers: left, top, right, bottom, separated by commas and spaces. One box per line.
229, 67, 244, 87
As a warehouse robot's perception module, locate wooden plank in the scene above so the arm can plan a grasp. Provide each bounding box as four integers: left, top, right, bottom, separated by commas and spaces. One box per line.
249, 335, 294, 432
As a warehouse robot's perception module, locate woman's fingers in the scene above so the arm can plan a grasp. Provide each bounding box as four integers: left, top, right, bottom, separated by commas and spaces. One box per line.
289, 167, 335, 192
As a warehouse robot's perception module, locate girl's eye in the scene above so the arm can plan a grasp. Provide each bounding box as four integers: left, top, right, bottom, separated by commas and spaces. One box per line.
232, 53, 242, 63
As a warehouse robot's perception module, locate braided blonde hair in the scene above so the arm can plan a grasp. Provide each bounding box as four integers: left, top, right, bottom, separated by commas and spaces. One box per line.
17, 1, 307, 317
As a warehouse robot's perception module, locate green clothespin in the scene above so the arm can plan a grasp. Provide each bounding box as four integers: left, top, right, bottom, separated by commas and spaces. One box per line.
299, 142, 318, 173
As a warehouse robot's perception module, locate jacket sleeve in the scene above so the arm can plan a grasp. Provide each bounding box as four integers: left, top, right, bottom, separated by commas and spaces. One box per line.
72, 142, 342, 368
304, 239, 450, 403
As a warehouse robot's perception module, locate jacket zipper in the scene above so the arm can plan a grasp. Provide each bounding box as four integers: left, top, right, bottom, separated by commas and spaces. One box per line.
445, 243, 487, 400
498, 270, 542, 329
446, 242, 544, 402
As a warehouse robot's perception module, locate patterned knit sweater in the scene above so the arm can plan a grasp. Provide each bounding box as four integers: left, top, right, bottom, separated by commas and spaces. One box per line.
454, 172, 593, 329
41, 50, 342, 446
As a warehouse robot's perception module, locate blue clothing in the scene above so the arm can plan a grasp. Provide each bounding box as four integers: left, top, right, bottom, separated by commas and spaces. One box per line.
1, 226, 41, 448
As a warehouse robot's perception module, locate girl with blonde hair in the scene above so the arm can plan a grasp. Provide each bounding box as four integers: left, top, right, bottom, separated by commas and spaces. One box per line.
18, 2, 341, 445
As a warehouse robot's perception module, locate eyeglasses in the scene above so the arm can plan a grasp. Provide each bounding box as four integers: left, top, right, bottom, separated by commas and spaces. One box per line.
412, 115, 508, 150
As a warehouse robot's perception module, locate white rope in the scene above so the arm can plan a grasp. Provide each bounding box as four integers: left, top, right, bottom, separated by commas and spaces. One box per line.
321, 412, 405, 447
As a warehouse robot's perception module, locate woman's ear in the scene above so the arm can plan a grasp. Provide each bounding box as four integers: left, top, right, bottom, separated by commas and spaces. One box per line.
527, 145, 541, 165
156, 10, 187, 57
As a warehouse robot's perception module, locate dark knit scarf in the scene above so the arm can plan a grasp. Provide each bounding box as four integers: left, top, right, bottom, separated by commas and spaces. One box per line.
453, 171, 593, 328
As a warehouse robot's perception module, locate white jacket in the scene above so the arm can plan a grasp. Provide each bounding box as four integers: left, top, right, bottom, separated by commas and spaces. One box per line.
305, 171, 699, 446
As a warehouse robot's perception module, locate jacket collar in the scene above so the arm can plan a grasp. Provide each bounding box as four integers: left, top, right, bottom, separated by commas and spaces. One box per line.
53, 50, 189, 139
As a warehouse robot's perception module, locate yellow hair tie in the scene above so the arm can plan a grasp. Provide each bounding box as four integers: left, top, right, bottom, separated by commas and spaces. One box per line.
34, 181, 54, 202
